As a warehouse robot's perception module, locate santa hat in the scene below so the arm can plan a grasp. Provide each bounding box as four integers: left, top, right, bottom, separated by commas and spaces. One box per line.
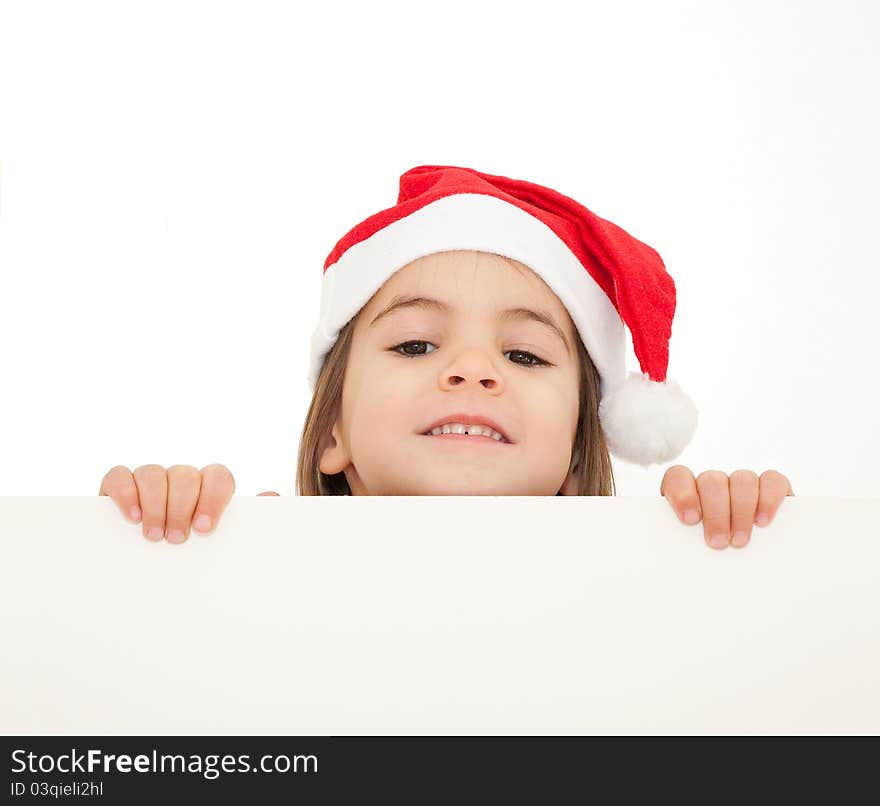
308, 164, 698, 466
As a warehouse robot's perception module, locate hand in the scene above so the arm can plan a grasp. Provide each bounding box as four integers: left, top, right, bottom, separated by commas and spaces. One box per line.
99, 463, 254, 544
660, 465, 795, 550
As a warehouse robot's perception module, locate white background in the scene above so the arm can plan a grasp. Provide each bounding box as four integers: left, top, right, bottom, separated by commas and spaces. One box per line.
1, 0, 878, 497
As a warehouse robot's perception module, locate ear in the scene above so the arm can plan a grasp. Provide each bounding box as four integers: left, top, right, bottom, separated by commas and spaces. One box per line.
558, 449, 580, 496
318, 420, 351, 475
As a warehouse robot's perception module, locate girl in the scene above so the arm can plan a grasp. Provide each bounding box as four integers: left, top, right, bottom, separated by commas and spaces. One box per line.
99, 165, 794, 549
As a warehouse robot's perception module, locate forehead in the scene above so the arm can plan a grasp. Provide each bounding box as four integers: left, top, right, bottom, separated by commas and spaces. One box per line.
367, 250, 570, 319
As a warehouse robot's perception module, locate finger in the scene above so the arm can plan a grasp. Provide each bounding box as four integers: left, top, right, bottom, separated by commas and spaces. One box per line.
99, 466, 142, 524
191, 464, 237, 535
257, 491, 280, 496
660, 465, 702, 524
728, 469, 760, 549
164, 465, 202, 543
132, 464, 169, 542
695, 470, 731, 550
755, 470, 795, 527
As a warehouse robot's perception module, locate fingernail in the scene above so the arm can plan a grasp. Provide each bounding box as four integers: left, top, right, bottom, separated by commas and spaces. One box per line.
166, 529, 185, 543
145, 526, 164, 541
683, 509, 701, 525
710, 533, 729, 549
755, 513, 769, 526
193, 514, 212, 533
732, 531, 749, 547
129, 506, 141, 522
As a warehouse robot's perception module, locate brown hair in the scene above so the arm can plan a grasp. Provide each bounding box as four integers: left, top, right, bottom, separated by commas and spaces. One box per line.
295, 302, 617, 497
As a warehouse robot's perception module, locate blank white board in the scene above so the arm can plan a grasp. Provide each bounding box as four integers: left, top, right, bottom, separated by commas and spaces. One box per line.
1, 495, 878, 735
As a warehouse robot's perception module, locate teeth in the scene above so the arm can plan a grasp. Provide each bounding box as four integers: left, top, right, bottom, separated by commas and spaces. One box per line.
426, 423, 506, 442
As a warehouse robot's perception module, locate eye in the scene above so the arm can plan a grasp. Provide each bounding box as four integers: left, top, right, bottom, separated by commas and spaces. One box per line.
390, 341, 550, 367
392, 340, 438, 357
505, 349, 550, 367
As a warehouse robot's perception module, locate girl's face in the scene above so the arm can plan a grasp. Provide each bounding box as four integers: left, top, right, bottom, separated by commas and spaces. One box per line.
319, 250, 582, 495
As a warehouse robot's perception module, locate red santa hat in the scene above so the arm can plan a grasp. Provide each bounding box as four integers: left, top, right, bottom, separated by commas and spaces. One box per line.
308, 164, 698, 467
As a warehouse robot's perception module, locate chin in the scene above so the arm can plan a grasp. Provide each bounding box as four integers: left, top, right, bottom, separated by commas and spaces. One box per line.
418, 480, 518, 496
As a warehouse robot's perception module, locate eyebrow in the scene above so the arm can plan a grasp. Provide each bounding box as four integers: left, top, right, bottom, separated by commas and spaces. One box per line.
368, 294, 572, 357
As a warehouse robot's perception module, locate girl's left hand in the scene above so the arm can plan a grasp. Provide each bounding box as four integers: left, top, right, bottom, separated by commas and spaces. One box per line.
660, 466, 795, 550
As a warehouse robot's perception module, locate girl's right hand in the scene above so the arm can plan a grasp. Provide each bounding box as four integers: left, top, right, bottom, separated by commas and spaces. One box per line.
99, 463, 258, 544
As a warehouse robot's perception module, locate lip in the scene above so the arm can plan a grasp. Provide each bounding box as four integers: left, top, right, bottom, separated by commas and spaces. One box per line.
420, 412, 514, 443
421, 432, 511, 446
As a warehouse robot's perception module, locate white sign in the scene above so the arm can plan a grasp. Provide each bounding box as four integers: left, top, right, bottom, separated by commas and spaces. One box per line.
1, 495, 877, 734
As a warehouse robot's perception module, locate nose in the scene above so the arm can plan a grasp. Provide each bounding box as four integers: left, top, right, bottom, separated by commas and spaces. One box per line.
440, 349, 503, 391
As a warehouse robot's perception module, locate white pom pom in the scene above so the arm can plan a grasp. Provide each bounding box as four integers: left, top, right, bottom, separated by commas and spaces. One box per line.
598, 371, 699, 466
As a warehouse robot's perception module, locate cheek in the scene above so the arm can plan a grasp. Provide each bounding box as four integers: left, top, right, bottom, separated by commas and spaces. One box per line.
346, 358, 407, 417
348, 380, 415, 449
519, 389, 579, 467
374, 381, 415, 420
527, 382, 578, 433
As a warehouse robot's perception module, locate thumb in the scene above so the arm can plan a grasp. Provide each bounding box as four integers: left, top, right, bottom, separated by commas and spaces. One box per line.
257, 491, 281, 496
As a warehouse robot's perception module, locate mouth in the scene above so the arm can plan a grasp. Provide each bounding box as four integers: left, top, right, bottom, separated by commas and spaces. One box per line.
420, 423, 513, 444
420, 414, 514, 443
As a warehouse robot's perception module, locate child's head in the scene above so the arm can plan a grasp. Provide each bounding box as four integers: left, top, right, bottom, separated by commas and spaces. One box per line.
297, 249, 615, 496
299, 165, 698, 495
